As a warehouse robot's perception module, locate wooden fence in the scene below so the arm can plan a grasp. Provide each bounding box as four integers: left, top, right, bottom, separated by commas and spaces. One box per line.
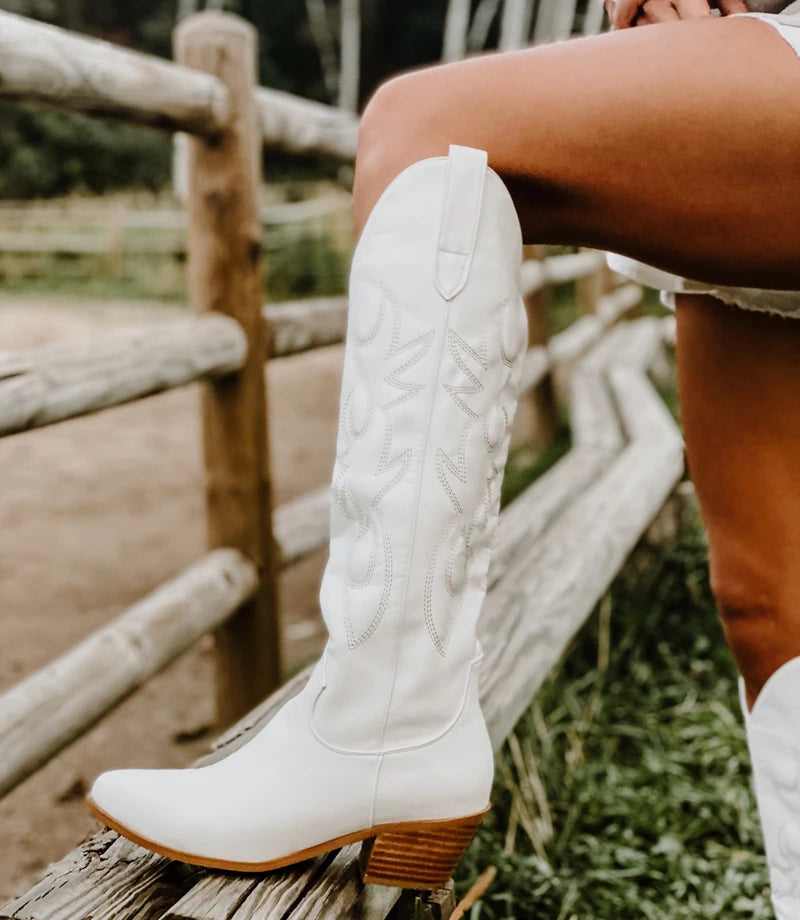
0, 8, 686, 919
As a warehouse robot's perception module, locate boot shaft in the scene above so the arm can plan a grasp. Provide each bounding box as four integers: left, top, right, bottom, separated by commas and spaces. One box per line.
315, 146, 527, 752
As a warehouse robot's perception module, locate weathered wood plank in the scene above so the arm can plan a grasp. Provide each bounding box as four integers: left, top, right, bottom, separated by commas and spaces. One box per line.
2, 831, 204, 920
545, 284, 643, 369
519, 245, 558, 447
543, 250, 605, 285
274, 486, 330, 567
255, 87, 359, 160
158, 874, 260, 920
609, 364, 681, 445
490, 445, 615, 586
567, 370, 623, 450
518, 344, 549, 394
519, 250, 607, 298
0, 549, 257, 800
0, 10, 228, 136
479, 435, 684, 751
0, 200, 348, 237
0, 314, 246, 437
279, 848, 401, 920
197, 855, 334, 920
176, 11, 282, 725
264, 297, 348, 358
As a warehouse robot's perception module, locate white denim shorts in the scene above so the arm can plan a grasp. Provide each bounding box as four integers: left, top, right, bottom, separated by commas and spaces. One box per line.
607, 10, 800, 319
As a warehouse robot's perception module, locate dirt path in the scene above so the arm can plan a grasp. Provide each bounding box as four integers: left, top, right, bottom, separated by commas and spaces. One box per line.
0, 296, 343, 900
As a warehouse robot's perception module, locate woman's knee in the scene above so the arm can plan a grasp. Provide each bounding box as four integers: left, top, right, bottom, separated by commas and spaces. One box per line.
708, 545, 799, 698
353, 71, 452, 238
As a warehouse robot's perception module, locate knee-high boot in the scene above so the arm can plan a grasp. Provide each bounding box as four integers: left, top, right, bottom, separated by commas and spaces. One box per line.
88, 144, 528, 888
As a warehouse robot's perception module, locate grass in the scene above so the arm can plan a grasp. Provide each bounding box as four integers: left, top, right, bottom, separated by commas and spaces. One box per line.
0, 186, 352, 304
0, 225, 350, 304
445, 509, 770, 919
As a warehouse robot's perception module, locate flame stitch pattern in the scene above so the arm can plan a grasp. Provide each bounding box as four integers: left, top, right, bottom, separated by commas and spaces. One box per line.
333, 282, 435, 649
424, 297, 523, 657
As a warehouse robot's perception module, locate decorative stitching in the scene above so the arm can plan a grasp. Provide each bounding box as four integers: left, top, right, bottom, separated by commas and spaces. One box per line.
383, 330, 436, 410
423, 521, 461, 658
484, 406, 509, 454
434, 418, 473, 518
498, 297, 526, 367
444, 329, 487, 418
332, 280, 435, 651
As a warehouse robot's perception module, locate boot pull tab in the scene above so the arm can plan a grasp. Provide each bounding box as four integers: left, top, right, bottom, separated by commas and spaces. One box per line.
434, 144, 488, 302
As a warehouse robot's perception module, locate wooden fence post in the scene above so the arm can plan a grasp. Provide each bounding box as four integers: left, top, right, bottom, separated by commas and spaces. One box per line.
174, 11, 281, 726
515, 244, 558, 448
576, 249, 604, 317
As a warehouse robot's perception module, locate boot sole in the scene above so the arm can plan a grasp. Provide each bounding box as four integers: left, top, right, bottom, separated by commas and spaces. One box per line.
86, 795, 488, 888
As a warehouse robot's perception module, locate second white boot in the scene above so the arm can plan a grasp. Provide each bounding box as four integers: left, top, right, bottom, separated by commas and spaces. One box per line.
741, 659, 800, 918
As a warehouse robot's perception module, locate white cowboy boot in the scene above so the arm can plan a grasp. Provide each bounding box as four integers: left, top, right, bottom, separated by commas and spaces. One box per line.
87, 144, 527, 888
740, 660, 800, 918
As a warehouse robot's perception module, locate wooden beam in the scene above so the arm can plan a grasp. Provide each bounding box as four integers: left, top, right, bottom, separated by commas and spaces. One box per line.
0, 549, 257, 800
516, 245, 558, 447
255, 86, 359, 160
176, 11, 282, 726
490, 445, 615, 587
265, 296, 348, 357
0, 10, 229, 136
480, 436, 683, 750
0, 314, 246, 437
274, 486, 330, 567
520, 250, 606, 297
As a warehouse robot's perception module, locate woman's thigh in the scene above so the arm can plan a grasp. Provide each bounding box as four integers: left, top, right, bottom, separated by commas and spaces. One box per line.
355, 16, 800, 289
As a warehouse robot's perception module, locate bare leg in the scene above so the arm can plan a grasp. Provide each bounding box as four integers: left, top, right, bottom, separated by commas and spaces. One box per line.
354, 16, 800, 289
675, 294, 800, 707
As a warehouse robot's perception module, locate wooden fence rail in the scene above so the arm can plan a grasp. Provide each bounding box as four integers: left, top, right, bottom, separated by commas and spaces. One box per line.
0, 254, 627, 442
0, 199, 350, 229
0, 549, 257, 800
0, 10, 229, 136
0, 10, 359, 159
0, 314, 246, 437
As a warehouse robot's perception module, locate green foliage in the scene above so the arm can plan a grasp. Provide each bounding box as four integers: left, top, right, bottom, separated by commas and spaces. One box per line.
0, 102, 171, 200
265, 226, 349, 301
453, 512, 770, 919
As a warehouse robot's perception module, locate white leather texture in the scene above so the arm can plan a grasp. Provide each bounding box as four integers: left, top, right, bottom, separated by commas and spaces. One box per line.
316, 147, 527, 753
89, 145, 526, 866
741, 658, 800, 918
